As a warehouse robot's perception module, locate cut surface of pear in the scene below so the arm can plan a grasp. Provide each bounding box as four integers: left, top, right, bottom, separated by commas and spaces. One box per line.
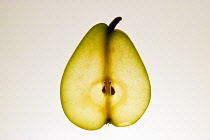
60, 17, 151, 130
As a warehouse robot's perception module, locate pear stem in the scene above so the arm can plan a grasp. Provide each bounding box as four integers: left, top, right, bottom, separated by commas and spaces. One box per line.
108, 17, 122, 32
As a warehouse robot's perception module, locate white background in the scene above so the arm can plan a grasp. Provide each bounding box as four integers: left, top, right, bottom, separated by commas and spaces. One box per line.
1, 0, 210, 139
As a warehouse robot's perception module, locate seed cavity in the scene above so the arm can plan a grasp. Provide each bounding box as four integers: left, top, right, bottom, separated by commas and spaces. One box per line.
102, 81, 115, 95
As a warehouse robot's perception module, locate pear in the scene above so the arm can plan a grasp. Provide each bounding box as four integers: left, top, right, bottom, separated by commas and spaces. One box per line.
60, 17, 151, 130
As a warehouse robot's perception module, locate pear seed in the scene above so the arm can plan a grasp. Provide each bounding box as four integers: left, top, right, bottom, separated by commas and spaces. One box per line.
111, 86, 115, 95
102, 86, 106, 93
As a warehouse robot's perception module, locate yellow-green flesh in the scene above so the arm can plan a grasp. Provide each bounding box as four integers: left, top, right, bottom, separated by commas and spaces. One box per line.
60, 23, 151, 130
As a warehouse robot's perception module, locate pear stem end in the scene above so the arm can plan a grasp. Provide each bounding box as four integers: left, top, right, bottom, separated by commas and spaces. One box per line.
108, 17, 122, 32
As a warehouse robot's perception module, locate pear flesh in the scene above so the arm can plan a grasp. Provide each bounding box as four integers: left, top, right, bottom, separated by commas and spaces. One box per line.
60, 17, 151, 130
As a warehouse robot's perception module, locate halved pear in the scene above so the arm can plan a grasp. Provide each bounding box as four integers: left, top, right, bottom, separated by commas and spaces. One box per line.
60, 17, 151, 130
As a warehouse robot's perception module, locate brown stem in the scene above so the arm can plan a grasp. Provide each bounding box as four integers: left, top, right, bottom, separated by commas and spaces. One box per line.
108, 17, 122, 32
